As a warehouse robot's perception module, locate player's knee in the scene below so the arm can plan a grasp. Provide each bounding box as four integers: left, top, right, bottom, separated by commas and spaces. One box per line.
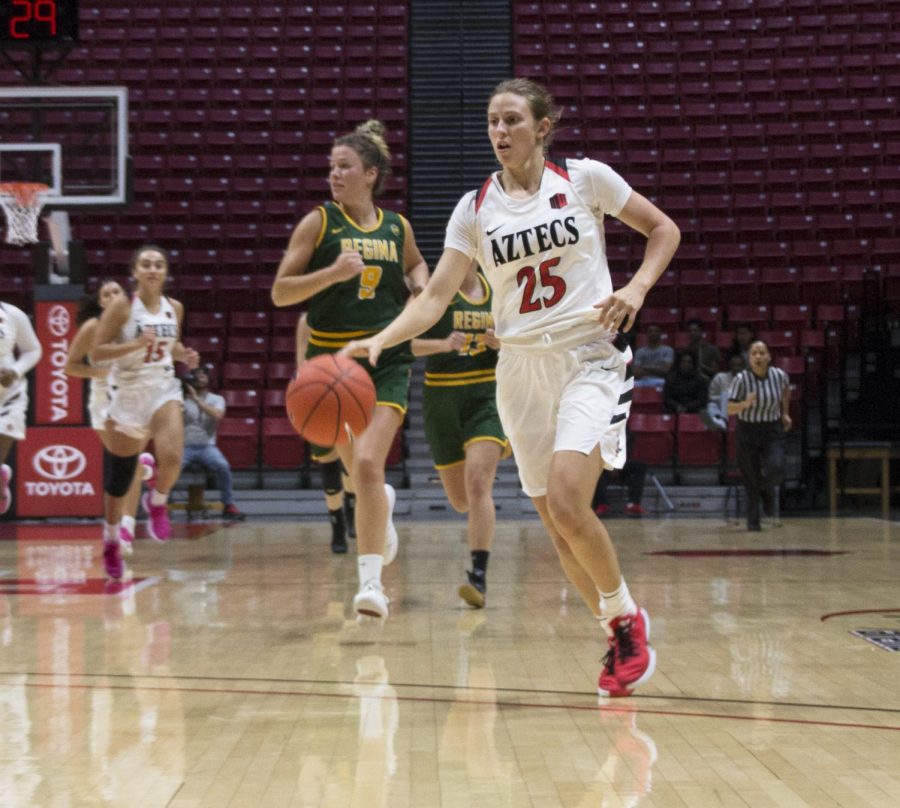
103, 451, 139, 497
320, 459, 343, 496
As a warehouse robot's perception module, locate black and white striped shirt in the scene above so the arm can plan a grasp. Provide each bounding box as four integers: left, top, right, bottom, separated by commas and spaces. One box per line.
729, 367, 789, 423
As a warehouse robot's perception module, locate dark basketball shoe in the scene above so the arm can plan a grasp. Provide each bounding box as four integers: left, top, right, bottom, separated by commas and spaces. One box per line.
458, 570, 486, 609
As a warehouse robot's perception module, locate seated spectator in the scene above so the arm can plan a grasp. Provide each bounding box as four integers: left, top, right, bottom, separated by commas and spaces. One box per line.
663, 351, 709, 414
728, 323, 756, 366
633, 324, 674, 388
593, 431, 647, 517
685, 318, 721, 380
703, 354, 745, 431
181, 366, 246, 520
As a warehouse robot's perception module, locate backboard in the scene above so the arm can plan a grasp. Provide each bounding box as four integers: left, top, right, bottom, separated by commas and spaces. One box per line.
0, 85, 129, 207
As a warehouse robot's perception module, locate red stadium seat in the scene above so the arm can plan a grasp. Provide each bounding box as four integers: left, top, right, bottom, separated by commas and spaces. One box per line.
270, 336, 297, 362
727, 305, 770, 328
216, 417, 259, 469
262, 388, 286, 417
226, 336, 268, 362
222, 389, 261, 417
222, 362, 265, 390
677, 413, 722, 466
182, 336, 224, 366
759, 267, 801, 304
719, 268, 759, 305
629, 414, 675, 465
266, 362, 296, 389
757, 330, 799, 354
679, 270, 720, 307
228, 310, 271, 336
771, 305, 812, 330
262, 418, 306, 468
631, 386, 664, 414
272, 311, 301, 336
184, 312, 225, 337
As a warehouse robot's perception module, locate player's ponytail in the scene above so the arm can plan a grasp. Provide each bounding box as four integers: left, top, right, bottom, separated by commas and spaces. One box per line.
335, 120, 392, 196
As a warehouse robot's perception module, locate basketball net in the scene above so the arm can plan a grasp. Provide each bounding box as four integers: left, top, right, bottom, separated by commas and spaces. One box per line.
0, 182, 50, 246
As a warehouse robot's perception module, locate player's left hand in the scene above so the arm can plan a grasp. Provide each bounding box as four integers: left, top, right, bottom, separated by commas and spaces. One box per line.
782, 413, 792, 431
593, 285, 645, 333
182, 348, 201, 369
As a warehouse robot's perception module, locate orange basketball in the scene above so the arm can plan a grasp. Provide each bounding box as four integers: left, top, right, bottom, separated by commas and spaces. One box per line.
285, 353, 376, 446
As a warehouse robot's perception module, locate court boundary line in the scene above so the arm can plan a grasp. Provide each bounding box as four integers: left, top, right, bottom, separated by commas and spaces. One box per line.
13, 678, 899, 733
5, 669, 899, 717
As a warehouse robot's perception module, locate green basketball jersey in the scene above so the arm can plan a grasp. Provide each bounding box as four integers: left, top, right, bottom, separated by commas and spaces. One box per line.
306, 201, 410, 349
423, 271, 498, 386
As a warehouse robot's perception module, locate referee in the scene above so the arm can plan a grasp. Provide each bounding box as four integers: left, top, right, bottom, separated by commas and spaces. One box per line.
727, 340, 792, 531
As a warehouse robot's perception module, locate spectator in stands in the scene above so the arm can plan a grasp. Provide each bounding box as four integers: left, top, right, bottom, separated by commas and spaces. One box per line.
684, 317, 720, 380
727, 340, 791, 532
703, 353, 745, 431
593, 430, 647, 517
633, 324, 674, 388
272, 119, 430, 620
342, 78, 680, 698
728, 323, 756, 366
0, 300, 42, 514
181, 365, 245, 521
663, 351, 709, 414
296, 313, 356, 554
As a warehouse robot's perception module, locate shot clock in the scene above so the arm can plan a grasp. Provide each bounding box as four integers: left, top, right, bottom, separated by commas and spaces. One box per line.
0, 0, 79, 44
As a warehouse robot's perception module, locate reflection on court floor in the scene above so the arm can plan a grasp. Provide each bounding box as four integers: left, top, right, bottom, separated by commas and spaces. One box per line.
0, 516, 898, 807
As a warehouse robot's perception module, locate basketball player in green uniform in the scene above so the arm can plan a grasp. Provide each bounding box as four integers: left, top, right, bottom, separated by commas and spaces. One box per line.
415, 261, 509, 608
272, 120, 429, 620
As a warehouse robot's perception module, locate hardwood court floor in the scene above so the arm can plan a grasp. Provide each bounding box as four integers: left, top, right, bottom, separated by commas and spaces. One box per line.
0, 515, 898, 807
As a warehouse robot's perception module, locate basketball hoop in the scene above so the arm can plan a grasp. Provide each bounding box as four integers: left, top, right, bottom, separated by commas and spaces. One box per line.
0, 182, 51, 245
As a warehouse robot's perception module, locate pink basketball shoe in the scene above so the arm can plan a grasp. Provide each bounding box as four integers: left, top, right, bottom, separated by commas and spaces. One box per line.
142, 492, 171, 542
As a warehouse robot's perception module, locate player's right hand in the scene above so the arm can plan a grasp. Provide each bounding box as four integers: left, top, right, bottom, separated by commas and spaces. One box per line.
332, 250, 366, 281
341, 337, 383, 367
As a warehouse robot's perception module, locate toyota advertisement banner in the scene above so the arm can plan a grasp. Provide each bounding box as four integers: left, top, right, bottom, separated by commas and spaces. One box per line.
34, 300, 85, 426
15, 427, 103, 517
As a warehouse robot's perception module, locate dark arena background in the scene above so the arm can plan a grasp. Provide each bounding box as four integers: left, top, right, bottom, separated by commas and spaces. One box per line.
0, 3, 898, 806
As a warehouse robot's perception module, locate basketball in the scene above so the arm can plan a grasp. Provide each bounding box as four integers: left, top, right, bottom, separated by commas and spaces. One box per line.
285, 354, 376, 446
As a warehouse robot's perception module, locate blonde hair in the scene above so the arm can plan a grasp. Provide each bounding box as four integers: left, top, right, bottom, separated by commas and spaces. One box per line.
334, 119, 392, 196
489, 78, 563, 152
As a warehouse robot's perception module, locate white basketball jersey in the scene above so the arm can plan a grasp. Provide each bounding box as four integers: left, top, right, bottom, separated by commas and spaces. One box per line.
444, 158, 632, 350
0, 302, 40, 399
111, 294, 179, 385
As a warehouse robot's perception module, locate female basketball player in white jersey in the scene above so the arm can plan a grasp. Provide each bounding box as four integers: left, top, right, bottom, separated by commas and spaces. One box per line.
345, 79, 680, 697
92, 246, 199, 579
0, 301, 42, 515
64, 280, 157, 561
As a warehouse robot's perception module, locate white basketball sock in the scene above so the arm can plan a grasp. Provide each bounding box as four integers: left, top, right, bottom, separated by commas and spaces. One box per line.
358, 554, 383, 587
599, 578, 637, 622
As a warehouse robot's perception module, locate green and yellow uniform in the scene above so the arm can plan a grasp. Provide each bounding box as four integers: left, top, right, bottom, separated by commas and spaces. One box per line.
304, 201, 414, 414
422, 271, 508, 468
303, 201, 414, 457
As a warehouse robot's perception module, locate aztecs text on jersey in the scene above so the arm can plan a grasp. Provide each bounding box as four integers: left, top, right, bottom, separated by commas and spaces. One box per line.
112, 294, 179, 383
460, 158, 631, 349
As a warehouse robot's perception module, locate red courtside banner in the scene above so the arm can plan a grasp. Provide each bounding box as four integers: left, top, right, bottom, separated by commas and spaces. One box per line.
34, 300, 84, 426
15, 427, 103, 517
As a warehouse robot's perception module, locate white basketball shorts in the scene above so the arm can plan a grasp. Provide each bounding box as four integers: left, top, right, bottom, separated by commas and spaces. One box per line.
108, 375, 183, 440
0, 383, 28, 441
496, 337, 633, 498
